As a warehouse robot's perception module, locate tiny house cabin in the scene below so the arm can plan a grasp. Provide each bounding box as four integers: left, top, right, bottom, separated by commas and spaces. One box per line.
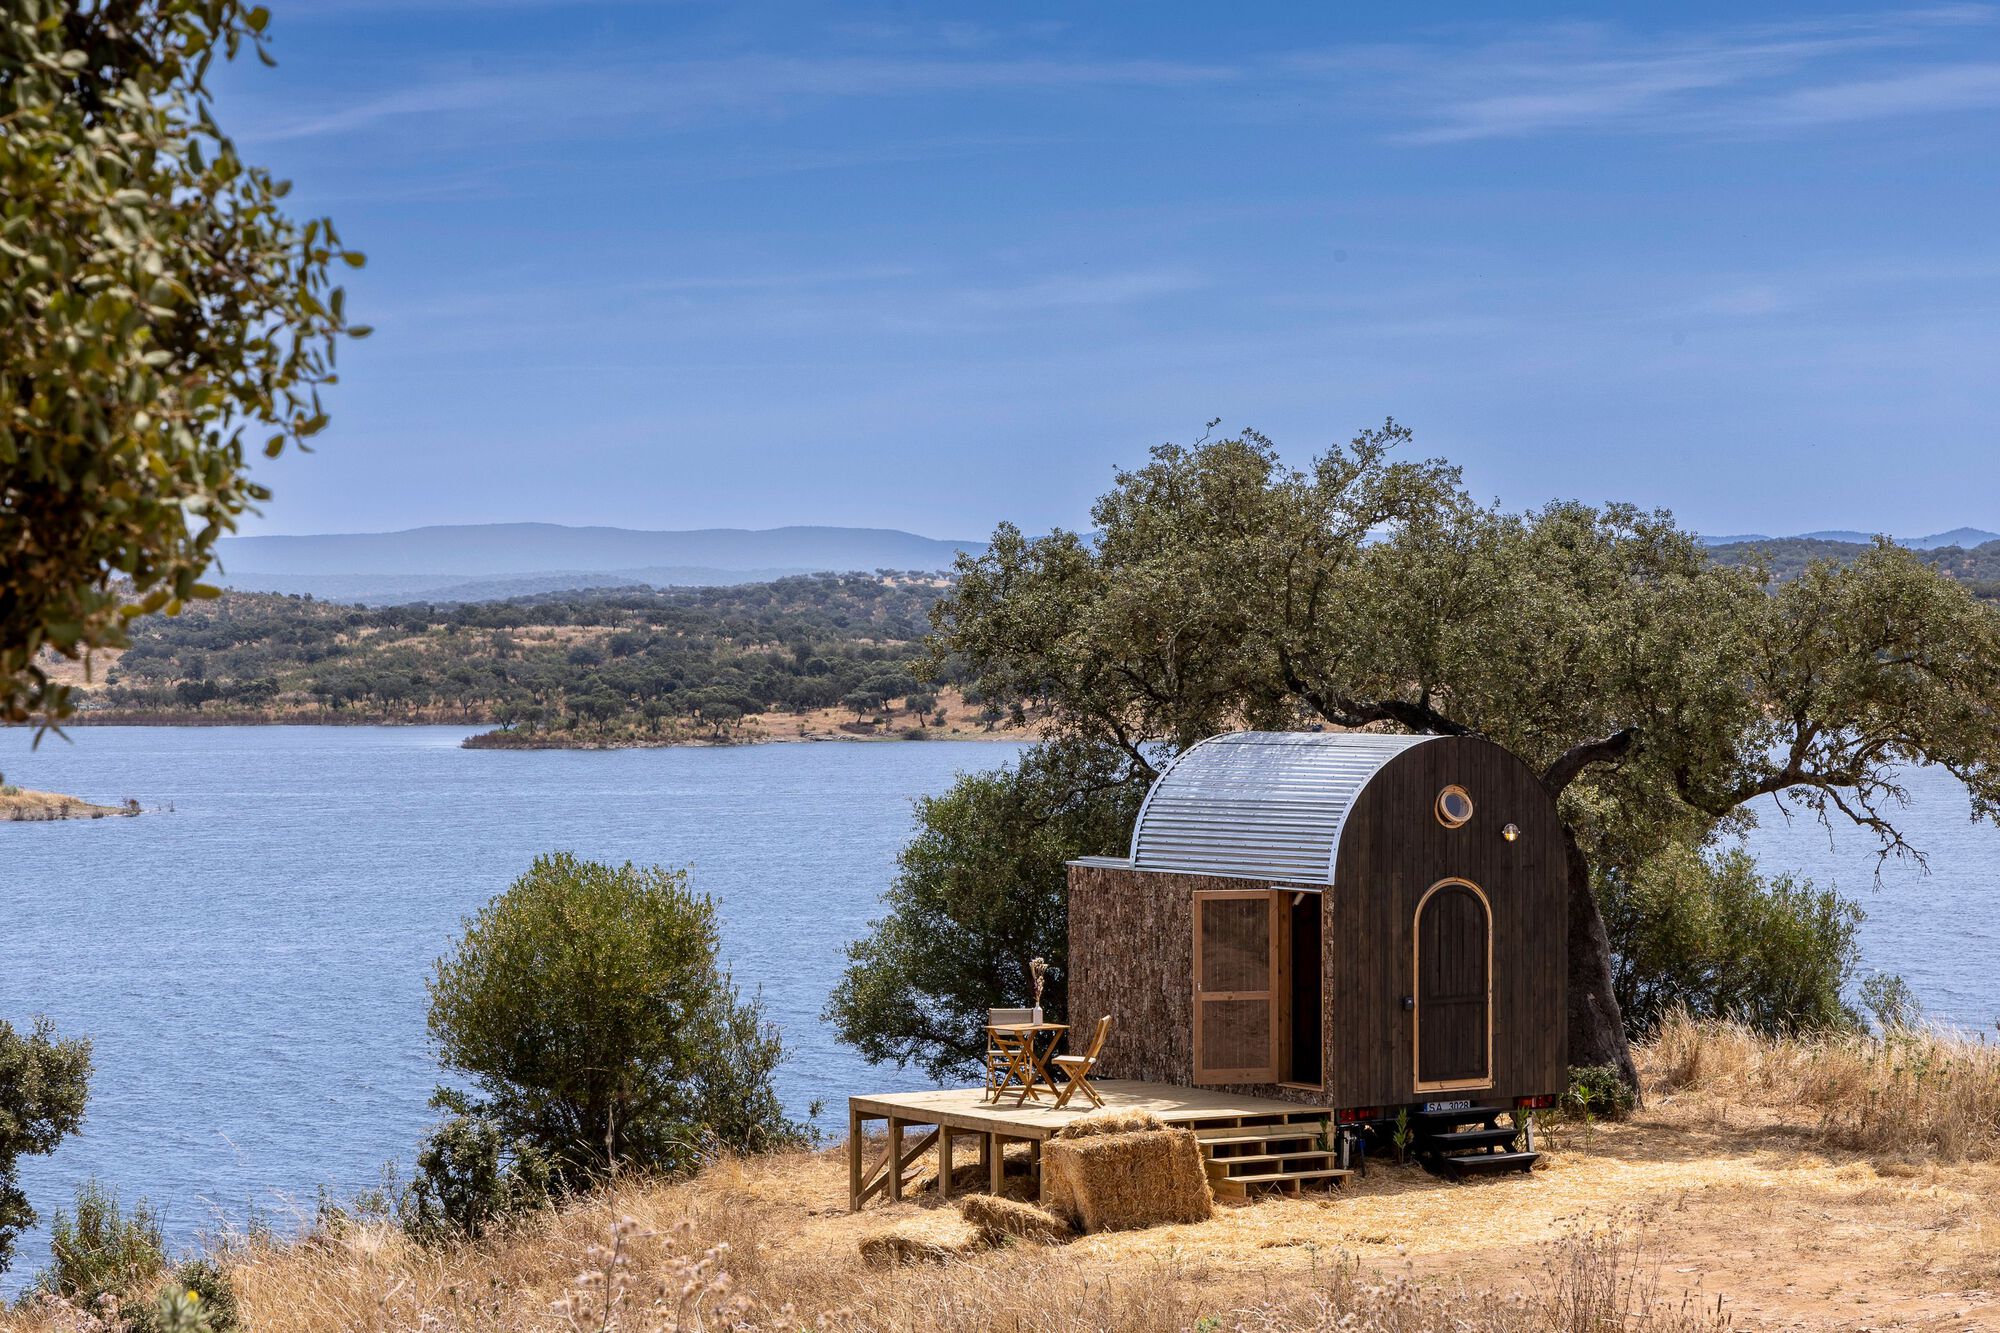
1067, 731, 1566, 1117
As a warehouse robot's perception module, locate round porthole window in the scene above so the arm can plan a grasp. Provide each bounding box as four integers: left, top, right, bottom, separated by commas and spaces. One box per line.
1436, 785, 1473, 828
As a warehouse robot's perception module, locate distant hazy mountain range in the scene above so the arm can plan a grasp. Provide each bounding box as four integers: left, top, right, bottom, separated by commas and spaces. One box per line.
210, 523, 984, 604
1699, 527, 1999, 550
209, 520, 1998, 606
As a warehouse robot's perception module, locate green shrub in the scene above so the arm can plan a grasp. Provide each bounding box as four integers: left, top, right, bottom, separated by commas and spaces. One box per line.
39, 1179, 166, 1311
133, 1289, 218, 1333
1599, 842, 1861, 1037
1860, 972, 1923, 1033
427, 853, 802, 1186
128, 1259, 239, 1333
1562, 1064, 1637, 1121
402, 1114, 555, 1243
0, 1016, 92, 1275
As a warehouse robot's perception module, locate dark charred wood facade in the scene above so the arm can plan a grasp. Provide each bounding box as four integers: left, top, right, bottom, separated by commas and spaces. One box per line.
1067, 732, 1566, 1112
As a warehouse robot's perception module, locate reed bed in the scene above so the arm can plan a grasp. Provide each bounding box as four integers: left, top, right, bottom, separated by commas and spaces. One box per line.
1643, 1010, 2000, 1162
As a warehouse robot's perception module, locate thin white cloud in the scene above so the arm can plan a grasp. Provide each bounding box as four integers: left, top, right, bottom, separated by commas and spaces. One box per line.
1760, 61, 2000, 124
959, 270, 1203, 312
1360, 9, 2000, 143
244, 9, 2000, 159
254, 52, 1238, 144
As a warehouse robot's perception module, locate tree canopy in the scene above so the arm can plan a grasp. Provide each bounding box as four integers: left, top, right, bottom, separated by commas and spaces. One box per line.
0, 1016, 92, 1275
927, 424, 2000, 1083
427, 853, 798, 1185
2, 0, 366, 728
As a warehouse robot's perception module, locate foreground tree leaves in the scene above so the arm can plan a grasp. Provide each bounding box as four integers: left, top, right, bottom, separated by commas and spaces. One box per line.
1, 1, 367, 729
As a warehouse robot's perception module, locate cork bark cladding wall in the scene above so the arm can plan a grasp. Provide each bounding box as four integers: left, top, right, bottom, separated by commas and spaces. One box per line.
1066, 863, 1327, 1108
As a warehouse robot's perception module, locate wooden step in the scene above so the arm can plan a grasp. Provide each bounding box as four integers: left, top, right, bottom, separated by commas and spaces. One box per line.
1196, 1127, 1326, 1146
1207, 1149, 1337, 1172
1223, 1166, 1354, 1187
1423, 1126, 1519, 1152
1437, 1150, 1539, 1179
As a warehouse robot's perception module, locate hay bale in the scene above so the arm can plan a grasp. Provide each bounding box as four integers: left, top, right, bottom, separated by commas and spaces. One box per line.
1041, 1111, 1170, 1220
958, 1194, 1072, 1246
856, 1212, 990, 1268
1055, 1107, 1166, 1139
1042, 1127, 1213, 1234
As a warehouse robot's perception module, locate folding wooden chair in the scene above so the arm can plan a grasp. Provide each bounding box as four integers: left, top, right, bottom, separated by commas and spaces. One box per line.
984, 1006, 1036, 1101
1052, 1014, 1112, 1110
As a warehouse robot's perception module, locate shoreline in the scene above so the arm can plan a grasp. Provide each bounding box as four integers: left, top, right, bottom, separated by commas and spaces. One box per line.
12, 716, 1036, 751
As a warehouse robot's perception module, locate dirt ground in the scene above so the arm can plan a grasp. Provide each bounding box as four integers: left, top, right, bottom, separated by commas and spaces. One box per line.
755, 1092, 2000, 1333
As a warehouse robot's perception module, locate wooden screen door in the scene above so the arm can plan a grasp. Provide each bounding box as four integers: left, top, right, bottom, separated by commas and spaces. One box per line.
1414, 878, 1493, 1092
1193, 889, 1280, 1084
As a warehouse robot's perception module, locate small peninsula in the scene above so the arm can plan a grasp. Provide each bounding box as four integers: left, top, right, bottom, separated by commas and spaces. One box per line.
2, 785, 141, 821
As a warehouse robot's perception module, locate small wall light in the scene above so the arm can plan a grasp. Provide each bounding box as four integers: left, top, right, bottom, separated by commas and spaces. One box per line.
1501, 823, 1520, 843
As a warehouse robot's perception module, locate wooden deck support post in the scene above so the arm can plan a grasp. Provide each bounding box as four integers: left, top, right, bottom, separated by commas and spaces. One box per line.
939, 1128, 954, 1199
987, 1132, 1004, 1195
847, 1106, 864, 1211
887, 1118, 903, 1202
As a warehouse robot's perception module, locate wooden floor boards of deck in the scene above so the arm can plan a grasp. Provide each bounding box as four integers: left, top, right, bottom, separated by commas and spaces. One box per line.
849, 1080, 1319, 1140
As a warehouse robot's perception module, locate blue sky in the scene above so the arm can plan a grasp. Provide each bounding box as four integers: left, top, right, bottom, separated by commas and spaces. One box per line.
225, 2, 2000, 540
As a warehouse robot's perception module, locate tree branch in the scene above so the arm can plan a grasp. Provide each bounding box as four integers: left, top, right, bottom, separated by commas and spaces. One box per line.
1277, 650, 1471, 737
1542, 727, 1640, 795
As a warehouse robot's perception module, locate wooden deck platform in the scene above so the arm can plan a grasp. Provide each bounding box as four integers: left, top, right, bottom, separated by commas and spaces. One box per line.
846, 1080, 1332, 1210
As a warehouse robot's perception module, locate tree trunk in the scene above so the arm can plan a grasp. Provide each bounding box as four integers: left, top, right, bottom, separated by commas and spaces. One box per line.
1562, 824, 1639, 1094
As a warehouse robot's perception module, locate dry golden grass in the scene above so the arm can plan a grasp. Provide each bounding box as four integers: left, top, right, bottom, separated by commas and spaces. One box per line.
24, 1019, 2000, 1330
0, 1152, 1731, 1333
1644, 1011, 2000, 1162
213, 1204, 1725, 1333
0, 787, 136, 821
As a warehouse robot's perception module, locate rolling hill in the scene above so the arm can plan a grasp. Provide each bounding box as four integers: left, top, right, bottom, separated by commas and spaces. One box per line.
1700, 526, 1999, 550
210, 523, 986, 604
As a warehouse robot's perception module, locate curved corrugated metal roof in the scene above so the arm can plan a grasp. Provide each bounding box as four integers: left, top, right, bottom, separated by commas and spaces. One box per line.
1128, 731, 1437, 883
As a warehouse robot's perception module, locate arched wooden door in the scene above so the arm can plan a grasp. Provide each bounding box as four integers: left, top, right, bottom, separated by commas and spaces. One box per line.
1414, 878, 1492, 1092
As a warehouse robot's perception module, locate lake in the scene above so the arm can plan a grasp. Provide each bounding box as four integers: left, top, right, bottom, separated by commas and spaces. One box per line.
3, 725, 1997, 1283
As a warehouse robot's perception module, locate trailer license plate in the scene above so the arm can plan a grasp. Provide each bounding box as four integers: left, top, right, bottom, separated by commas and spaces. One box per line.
1423, 1099, 1472, 1113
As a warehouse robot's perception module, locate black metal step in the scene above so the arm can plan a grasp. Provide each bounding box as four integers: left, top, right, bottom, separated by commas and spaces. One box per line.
1422, 1126, 1519, 1153
1436, 1150, 1540, 1180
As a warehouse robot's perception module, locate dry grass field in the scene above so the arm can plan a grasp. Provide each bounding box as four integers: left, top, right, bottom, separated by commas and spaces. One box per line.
732, 687, 1040, 744
11, 1019, 2000, 1331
